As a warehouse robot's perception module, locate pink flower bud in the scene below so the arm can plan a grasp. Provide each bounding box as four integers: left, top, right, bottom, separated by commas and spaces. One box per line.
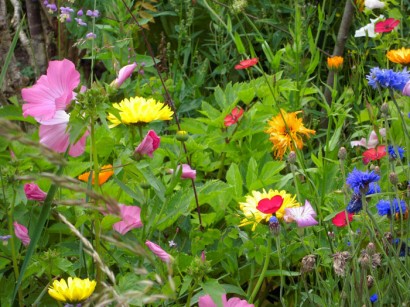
145, 240, 172, 263
134, 130, 160, 158
24, 183, 47, 201
169, 164, 196, 180
13, 222, 30, 246
112, 62, 137, 88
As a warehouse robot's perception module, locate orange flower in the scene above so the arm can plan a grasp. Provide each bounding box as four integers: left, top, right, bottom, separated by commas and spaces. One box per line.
386, 48, 410, 65
327, 56, 344, 71
78, 164, 114, 185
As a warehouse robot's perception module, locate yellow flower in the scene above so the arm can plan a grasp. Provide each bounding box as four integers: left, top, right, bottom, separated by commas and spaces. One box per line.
386, 48, 410, 65
239, 189, 300, 231
327, 56, 344, 71
48, 277, 96, 303
107, 96, 173, 127
265, 109, 315, 160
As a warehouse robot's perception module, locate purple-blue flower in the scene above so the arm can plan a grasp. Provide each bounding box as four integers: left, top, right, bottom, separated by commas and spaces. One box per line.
367, 67, 410, 91
376, 198, 406, 216
86, 32, 97, 39
46, 3, 57, 12
370, 293, 378, 303
346, 168, 380, 194
77, 9, 84, 16
86, 9, 100, 17
75, 18, 87, 26
388, 145, 405, 159
346, 194, 362, 213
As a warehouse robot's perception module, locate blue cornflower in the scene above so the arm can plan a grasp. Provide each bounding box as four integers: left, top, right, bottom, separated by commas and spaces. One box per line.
346, 168, 380, 194
347, 194, 362, 213
367, 67, 410, 91
0, 235, 11, 241
388, 145, 405, 160
376, 198, 407, 216
370, 293, 378, 303
367, 182, 381, 195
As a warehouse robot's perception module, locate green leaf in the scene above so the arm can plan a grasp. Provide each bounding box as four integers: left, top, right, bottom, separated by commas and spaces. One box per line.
246, 158, 258, 189
234, 32, 245, 54
201, 279, 226, 307
264, 270, 301, 277
101, 215, 121, 231
226, 163, 243, 198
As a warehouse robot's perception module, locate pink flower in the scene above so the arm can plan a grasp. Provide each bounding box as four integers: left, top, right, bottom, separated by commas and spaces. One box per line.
113, 205, 143, 235
22, 59, 80, 122
134, 130, 160, 158
169, 164, 196, 180
13, 222, 30, 246
145, 240, 172, 263
375, 18, 400, 33
332, 211, 354, 227
39, 111, 88, 157
284, 200, 318, 227
112, 62, 137, 88
24, 183, 47, 201
351, 129, 386, 149
234, 58, 258, 70
198, 294, 254, 307
403, 81, 410, 96
224, 107, 244, 127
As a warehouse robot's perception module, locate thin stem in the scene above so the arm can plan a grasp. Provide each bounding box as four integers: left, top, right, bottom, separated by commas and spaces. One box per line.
249, 236, 271, 303
389, 89, 410, 140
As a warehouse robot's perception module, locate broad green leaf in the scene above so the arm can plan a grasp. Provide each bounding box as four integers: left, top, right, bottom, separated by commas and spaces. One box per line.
226, 163, 243, 198
246, 157, 258, 189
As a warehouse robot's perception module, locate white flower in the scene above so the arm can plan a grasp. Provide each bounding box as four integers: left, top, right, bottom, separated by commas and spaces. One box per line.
365, 0, 385, 9
355, 15, 384, 38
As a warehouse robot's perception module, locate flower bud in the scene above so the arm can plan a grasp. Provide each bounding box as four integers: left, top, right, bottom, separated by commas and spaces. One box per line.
176, 130, 189, 142
367, 275, 374, 288
338, 147, 347, 160
269, 216, 280, 235
389, 172, 398, 186
288, 151, 296, 164
381, 102, 389, 116
301, 254, 316, 273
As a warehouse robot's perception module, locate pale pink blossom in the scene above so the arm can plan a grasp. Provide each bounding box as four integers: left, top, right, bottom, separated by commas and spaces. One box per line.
113, 205, 143, 235
350, 128, 386, 149
145, 240, 172, 263
403, 81, 410, 96
284, 200, 318, 228
13, 222, 30, 246
112, 62, 137, 88
22, 59, 80, 122
39, 111, 88, 157
24, 183, 47, 201
198, 294, 254, 307
134, 130, 160, 158
169, 164, 196, 180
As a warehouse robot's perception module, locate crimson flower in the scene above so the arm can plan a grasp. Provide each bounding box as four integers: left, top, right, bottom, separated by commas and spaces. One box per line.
332, 211, 354, 227
256, 195, 284, 214
375, 18, 400, 33
234, 58, 258, 70
362, 145, 386, 165
224, 107, 244, 127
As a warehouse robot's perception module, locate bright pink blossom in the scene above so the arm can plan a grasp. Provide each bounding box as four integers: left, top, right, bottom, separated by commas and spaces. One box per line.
22, 59, 80, 121
145, 240, 172, 263
375, 18, 400, 33
235, 58, 258, 70
169, 164, 196, 180
284, 200, 318, 227
256, 195, 283, 214
134, 130, 160, 158
112, 62, 137, 88
24, 183, 47, 201
198, 294, 254, 307
13, 222, 30, 246
332, 211, 354, 227
224, 107, 244, 127
351, 129, 386, 149
113, 205, 143, 235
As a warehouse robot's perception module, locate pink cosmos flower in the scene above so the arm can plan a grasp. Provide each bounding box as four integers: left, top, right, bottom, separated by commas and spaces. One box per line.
145, 240, 172, 263
375, 18, 400, 33
22, 59, 80, 122
24, 183, 47, 201
13, 222, 30, 246
198, 294, 254, 307
39, 111, 88, 157
112, 62, 137, 88
134, 130, 160, 158
169, 164, 196, 180
351, 129, 386, 149
113, 204, 143, 235
284, 200, 318, 227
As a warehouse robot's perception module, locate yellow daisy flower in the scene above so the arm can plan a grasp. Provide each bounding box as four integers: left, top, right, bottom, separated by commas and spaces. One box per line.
386, 48, 410, 65
265, 109, 316, 160
327, 56, 344, 71
107, 96, 173, 127
48, 277, 96, 303
239, 189, 300, 231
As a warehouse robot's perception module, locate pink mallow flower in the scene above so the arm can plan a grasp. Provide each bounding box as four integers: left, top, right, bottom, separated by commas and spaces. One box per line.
113, 205, 143, 235
24, 183, 47, 201
169, 164, 196, 180
13, 222, 30, 246
39, 111, 88, 157
199, 294, 254, 307
134, 130, 160, 158
145, 240, 172, 263
350, 128, 386, 149
112, 62, 137, 88
284, 200, 318, 228
22, 59, 80, 122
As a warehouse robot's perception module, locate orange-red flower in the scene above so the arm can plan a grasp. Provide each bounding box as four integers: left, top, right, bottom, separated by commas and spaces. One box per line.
224, 107, 244, 127
327, 56, 344, 71
78, 164, 114, 185
362, 146, 386, 165
235, 58, 258, 70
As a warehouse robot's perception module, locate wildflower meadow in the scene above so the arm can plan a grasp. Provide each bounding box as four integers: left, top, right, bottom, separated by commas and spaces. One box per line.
1, 0, 410, 306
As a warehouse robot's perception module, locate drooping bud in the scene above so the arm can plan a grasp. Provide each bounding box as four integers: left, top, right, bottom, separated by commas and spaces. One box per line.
288, 151, 297, 164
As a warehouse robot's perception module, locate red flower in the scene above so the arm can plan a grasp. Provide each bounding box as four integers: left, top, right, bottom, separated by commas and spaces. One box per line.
375, 18, 400, 33
224, 106, 244, 127
235, 58, 258, 70
362, 145, 386, 165
332, 211, 354, 227
256, 195, 284, 214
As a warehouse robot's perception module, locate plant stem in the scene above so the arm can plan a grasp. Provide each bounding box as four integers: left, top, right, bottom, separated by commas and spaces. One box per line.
249, 236, 271, 303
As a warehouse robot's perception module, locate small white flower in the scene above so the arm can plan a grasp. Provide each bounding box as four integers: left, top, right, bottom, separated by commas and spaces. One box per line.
168, 240, 177, 247
365, 0, 385, 9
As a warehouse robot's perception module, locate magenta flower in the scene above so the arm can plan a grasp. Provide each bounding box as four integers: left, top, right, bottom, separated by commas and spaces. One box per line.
113, 205, 143, 235
169, 164, 196, 180
145, 240, 172, 263
284, 200, 318, 227
134, 130, 160, 158
198, 294, 254, 307
39, 111, 88, 157
351, 129, 386, 149
24, 183, 47, 201
375, 18, 400, 33
13, 222, 30, 246
22, 59, 80, 122
112, 62, 137, 88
